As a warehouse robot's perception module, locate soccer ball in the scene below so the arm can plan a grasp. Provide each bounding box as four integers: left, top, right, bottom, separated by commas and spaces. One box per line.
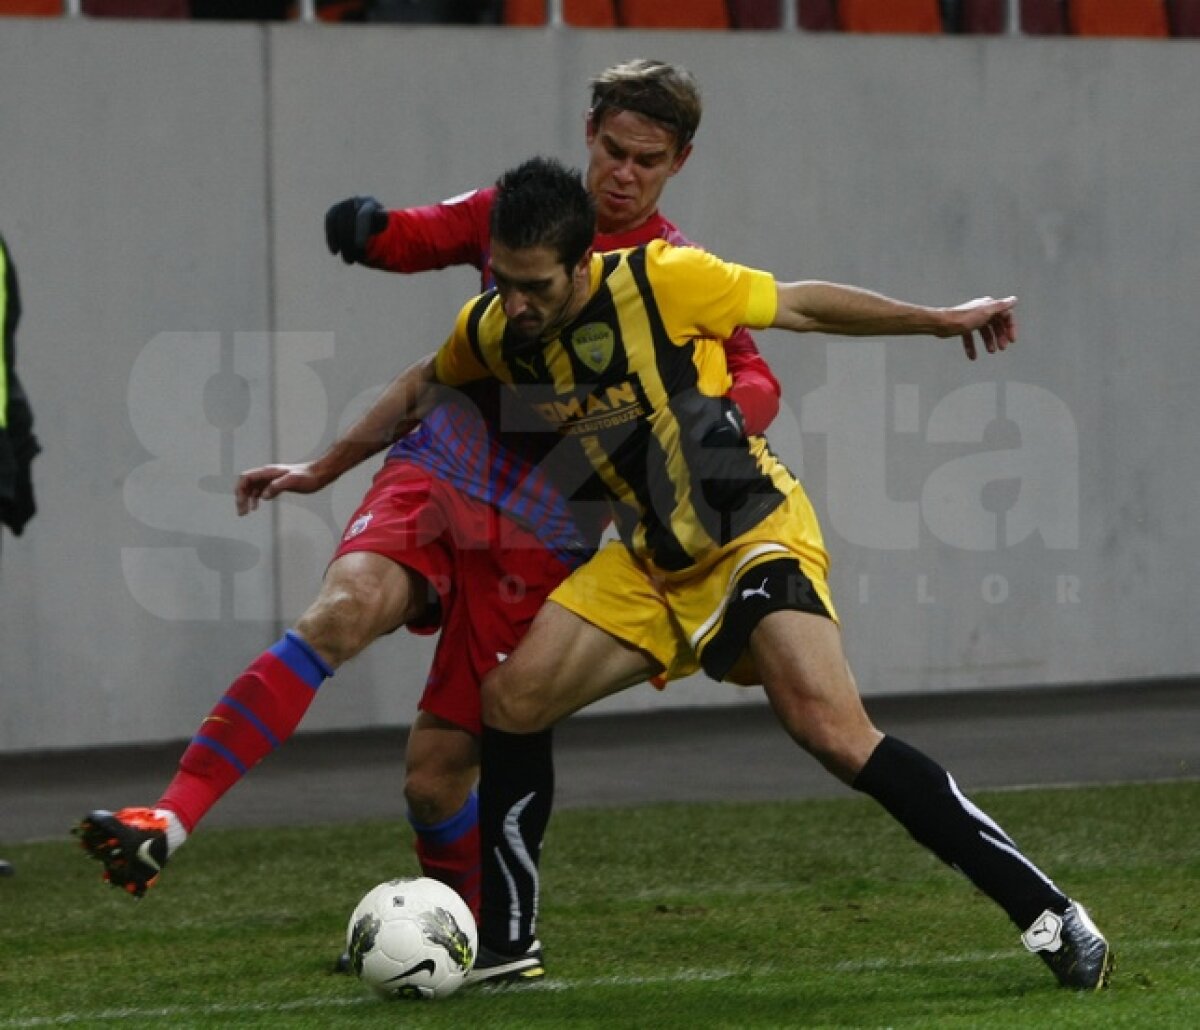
346, 877, 477, 1000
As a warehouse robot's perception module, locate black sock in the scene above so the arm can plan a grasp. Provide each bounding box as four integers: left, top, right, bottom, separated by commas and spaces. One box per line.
478, 725, 554, 954
853, 735, 1068, 930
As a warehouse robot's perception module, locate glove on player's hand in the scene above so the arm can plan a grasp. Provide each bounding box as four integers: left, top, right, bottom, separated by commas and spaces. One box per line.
325, 196, 387, 264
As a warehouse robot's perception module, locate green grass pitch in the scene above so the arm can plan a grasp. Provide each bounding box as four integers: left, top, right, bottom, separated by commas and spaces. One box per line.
1, 781, 1196, 1027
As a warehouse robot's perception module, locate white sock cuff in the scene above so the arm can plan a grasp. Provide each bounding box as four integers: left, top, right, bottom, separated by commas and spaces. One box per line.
155, 808, 189, 855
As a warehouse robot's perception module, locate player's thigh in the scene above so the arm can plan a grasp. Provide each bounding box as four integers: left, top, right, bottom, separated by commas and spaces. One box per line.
549, 539, 698, 682
296, 551, 427, 665
750, 609, 881, 782
404, 711, 480, 822
483, 600, 660, 732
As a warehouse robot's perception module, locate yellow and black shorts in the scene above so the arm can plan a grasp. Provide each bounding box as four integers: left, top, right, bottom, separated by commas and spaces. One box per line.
549, 485, 838, 685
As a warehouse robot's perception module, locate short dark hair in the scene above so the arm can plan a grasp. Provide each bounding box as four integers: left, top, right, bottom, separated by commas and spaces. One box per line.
491, 157, 596, 271
589, 58, 702, 152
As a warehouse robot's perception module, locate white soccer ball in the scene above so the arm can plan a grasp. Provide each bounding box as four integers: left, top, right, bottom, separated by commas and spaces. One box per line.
346, 877, 477, 1000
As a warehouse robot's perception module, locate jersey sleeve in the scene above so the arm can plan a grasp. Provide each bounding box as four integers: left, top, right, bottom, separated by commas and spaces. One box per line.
434, 297, 493, 387
365, 186, 496, 274
723, 327, 782, 436
647, 241, 778, 340
617, 223, 781, 435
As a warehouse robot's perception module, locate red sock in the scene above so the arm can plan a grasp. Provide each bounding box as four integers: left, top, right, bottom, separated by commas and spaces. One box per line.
157, 632, 332, 832
410, 793, 481, 919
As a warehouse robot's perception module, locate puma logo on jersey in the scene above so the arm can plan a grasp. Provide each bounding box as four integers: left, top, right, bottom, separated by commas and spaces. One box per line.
741, 577, 771, 602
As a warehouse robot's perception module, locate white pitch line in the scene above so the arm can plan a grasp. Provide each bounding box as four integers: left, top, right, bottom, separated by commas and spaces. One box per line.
835, 936, 1198, 973
0, 976, 742, 1028
0, 996, 375, 1028
496, 968, 741, 993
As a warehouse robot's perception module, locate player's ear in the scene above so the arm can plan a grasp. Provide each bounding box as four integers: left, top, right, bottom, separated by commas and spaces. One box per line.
669, 142, 694, 176
574, 247, 594, 278
584, 108, 598, 144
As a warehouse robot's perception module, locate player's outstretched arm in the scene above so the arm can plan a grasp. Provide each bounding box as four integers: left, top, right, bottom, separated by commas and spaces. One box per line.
773, 281, 1017, 360
324, 188, 493, 274
235, 353, 440, 516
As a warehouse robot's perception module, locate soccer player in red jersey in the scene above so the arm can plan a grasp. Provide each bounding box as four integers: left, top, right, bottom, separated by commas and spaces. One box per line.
74, 62, 781, 982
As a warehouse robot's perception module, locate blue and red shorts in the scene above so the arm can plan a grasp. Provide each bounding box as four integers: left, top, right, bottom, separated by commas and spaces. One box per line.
333, 460, 575, 734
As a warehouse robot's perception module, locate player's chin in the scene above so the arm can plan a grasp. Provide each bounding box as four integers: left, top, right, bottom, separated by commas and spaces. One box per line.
510, 320, 542, 341
598, 192, 635, 220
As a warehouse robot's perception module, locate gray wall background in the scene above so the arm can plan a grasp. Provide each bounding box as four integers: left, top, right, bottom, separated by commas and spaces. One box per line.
1, 20, 1197, 753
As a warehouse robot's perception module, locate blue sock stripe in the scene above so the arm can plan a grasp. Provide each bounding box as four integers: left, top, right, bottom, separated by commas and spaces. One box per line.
407, 793, 478, 846
218, 695, 280, 749
192, 735, 248, 775
269, 631, 333, 689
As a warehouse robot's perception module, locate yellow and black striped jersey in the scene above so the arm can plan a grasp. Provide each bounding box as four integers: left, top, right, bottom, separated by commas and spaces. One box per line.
435, 239, 799, 572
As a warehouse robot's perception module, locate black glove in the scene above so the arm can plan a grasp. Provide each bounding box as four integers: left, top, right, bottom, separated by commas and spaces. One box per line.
324, 196, 387, 265
700, 396, 747, 448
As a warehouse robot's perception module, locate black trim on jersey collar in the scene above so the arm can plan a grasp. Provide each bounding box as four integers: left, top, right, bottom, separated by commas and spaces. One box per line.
465, 290, 495, 371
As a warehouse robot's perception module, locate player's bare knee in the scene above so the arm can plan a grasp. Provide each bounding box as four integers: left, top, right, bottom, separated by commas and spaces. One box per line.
295, 584, 382, 665
403, 770, 463, 826
766, 687, 880, 782
480, 665, 554, 733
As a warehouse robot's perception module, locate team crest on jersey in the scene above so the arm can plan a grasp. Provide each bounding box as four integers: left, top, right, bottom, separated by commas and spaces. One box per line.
569, 323, 615, 374
345, 511, 373, 540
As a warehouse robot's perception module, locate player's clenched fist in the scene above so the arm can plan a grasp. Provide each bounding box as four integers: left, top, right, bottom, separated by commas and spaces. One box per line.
325, 196, 387, 265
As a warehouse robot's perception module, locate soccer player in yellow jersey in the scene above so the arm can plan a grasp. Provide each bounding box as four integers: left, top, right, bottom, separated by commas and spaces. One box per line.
319, 156, 1112, 991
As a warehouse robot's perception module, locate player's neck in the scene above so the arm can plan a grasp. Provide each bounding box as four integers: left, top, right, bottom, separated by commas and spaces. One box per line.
538, 261, 595, 341
596, 209, 660, 239
558, 275, 593, 329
